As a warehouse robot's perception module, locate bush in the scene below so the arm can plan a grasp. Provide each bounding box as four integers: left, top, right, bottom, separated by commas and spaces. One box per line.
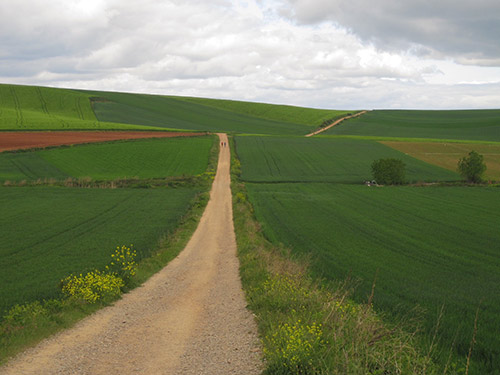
371, 158, 406, 185
458, 150, 486, 183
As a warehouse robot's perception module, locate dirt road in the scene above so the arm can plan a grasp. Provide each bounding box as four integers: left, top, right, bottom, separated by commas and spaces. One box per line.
0, 133, 262, 375
305, 110, 368, 137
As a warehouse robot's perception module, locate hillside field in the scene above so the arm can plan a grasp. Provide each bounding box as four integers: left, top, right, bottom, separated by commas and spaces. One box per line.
0, 136, 214, 182
0, 186, 201, 315
246, 182, 500, 373
325, 109, 500, 142
0, 84, 164, 131
86, 90, 350, 135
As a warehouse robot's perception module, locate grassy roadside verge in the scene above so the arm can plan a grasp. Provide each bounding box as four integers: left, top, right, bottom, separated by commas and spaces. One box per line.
230, 137, 447, 374
0, 136, 219, 364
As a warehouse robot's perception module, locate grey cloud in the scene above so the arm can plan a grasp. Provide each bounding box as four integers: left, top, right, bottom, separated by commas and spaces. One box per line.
282, 0, 500, 66
0, 0, 499, 110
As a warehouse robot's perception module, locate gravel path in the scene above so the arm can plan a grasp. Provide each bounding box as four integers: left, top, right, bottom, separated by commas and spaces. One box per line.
0, 133, 262, 375
305, 110, 368, 137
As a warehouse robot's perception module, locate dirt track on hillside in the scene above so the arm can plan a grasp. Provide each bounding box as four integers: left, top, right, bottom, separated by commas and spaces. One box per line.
0, 133, 262, 375
0, 131, 205, 152
305, 110, 368, 137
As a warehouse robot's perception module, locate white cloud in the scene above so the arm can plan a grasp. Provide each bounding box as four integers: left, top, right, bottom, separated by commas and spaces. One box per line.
0, 0, 499, 109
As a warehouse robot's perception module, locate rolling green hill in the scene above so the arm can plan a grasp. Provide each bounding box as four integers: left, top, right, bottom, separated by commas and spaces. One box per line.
0, 84, 164, 131
0, 83, 352, 134
86, 90, 348, 135
324, 109, 500, 141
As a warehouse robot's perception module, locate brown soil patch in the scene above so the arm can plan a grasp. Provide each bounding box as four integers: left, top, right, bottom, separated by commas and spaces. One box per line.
0, 131, 206, 152
382, 141, 500, 181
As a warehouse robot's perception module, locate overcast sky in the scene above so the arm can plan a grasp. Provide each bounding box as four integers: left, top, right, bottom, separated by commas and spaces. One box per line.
1, 0, 500, 109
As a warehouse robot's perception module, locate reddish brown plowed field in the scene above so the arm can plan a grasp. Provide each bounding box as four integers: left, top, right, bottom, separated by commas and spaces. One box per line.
0, 131, 206, 152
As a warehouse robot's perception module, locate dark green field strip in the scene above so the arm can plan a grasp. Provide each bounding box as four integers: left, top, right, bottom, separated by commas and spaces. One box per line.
178, 96, 352, 127
236, 136, 459, 183
0, 136, 214, 181
246, 183, 500, 372
86, 90, 316, 135
0, 186, 200, 314
0, 152, 70, 181
324, 110, 500, 142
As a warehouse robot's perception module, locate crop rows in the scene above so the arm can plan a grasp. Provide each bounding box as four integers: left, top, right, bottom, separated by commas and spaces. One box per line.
0, 136, 213, 182
0, 186, 201, 314
86, 90, 339, 135
235, 136, 459, 183
325, 109, 500, 142
0, 84, 163, 131
246, 182, 500, 373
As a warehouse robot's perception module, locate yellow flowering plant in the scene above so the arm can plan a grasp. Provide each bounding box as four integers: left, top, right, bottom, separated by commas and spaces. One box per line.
105, 245, 138, 285
60, 244, 138, 304
265, 319, 326, 375
61, 270, 124, 303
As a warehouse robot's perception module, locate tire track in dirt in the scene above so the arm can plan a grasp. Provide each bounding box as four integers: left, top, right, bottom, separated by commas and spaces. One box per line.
0, 133, 262, 375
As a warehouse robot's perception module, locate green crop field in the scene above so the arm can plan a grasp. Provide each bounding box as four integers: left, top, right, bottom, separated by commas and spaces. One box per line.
0, 186, 201, 315
235, 136, 459, 183
325, 110, 500, 142
246, 182, 500, 373
86, 90, 347, 135
0, 84, 353, 134
0, 84, 163, 131
179, 96, 352, 127
0, 136, 213, 182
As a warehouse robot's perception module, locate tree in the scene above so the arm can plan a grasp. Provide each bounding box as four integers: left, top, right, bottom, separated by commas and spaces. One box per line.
457, 150, 486, 183
371, 158, 406, 185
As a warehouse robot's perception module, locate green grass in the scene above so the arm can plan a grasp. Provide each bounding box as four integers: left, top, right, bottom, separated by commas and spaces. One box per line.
235, 136, 459, 183
245, 182, 500, 374
231, 142, 442, 374
179, 96, 352, 127
0, 152, 70, 181
86, 90, 344, 135
0, 186, 201, 315
0, 83, 353, 134
0, 136, 214, 182
324, 110, 500, 142
0, 84, 168, 131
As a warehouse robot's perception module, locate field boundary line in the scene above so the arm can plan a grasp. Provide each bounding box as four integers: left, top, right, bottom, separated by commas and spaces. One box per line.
305, 110, 368, 137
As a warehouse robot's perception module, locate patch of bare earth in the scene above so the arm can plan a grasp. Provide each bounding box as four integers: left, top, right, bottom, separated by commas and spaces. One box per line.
0, 133, 262, 375
0, 131, 206, 152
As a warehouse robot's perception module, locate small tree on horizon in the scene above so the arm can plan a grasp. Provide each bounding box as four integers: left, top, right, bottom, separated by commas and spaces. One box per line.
371, 158, 406, 185
457, 150, 486, 183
